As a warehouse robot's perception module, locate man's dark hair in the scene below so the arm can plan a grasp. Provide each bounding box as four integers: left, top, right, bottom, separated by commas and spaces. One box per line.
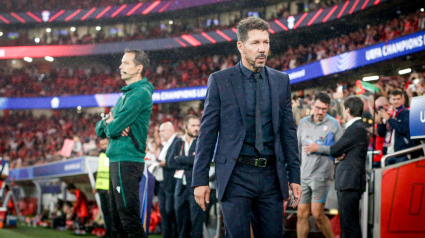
183, 114, 199, 127
66, 183, 76, 190
124, 49, 150, 77
237, 17, 270, 43
390, 89, 404, 98
313, 92, 331, 105
344, 97, 363, 117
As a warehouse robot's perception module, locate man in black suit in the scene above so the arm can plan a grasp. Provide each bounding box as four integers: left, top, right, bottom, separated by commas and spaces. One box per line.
304, 97, 368, 238
168, 115, 203, 238
157, 122, 181, 238
192, 17, 301, 238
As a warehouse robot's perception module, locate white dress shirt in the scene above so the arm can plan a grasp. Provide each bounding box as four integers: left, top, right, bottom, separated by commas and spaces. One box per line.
345, 117, 362, 129
174, 135, 194, 185
153, 134, 177, 182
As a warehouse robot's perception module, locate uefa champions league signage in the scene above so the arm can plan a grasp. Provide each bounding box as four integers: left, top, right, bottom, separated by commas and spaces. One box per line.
409, 96, 425, 140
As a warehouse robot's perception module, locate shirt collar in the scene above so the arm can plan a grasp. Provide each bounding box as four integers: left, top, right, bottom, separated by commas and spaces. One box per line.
239, 61, 266, 80
310, 114, 329, 125
121, 77, 149, 92
182, 134, 194, 146
346, 117, 362, 129
163, 134, 176, 146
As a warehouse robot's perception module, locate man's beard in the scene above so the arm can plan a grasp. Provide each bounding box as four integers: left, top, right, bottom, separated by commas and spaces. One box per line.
188, 131, 198, 138
245, 53, 267, 72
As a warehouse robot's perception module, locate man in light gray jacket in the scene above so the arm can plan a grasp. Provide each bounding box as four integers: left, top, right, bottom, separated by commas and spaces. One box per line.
296, 92, 344, 238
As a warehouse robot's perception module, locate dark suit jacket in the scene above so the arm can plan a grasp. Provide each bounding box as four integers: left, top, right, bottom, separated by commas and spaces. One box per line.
192, 63, 300, 201
161, 136, 182, 192
322, 120, 368, 192
377, 109, 416, 153
168, 138, 197, 190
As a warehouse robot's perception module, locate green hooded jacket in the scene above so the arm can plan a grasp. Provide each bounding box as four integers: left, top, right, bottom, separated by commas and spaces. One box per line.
95, 77, 153, 163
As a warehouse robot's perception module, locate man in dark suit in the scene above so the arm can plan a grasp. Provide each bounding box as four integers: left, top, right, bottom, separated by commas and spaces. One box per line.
157, 122, 181, 238
304, 97, 368, 238
192, 17, 301, 238
168, 115, 203, 238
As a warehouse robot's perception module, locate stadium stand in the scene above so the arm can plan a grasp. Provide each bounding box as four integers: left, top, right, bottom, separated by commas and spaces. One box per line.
0, 10, 423, 97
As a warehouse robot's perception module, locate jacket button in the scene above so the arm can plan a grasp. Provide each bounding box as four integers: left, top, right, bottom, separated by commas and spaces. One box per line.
241, 137, 244, 141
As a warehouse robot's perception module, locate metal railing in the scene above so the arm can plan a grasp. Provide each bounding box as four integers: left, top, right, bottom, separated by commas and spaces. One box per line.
380, 144, 424, 168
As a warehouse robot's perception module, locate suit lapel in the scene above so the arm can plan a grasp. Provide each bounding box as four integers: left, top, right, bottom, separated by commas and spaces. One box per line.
230, 64, 247, 128
266, 67, 279, 135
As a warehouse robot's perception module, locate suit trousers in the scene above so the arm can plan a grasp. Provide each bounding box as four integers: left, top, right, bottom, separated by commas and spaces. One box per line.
175, 179, 205, 238
337, 189, 363, 238
158, 181, 177, 238
109, 161, 145, 238
221, 162, 283, 238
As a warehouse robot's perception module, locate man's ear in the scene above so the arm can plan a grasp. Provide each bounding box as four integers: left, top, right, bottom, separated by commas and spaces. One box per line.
237, 41, 244, 55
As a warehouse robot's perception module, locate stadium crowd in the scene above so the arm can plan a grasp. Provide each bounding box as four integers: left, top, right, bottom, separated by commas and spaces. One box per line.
1, 10, 424, 98
1, 69, 423, 170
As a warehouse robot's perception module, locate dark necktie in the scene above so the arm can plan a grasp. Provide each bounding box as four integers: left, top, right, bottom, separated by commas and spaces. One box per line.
254, 73, 264, 153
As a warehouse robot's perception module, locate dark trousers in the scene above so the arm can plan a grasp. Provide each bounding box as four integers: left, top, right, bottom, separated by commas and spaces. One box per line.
98, 189, 115, 237
109, 161, 145, 238
337, 189, 363, 238
221, 162, 283, 238
158, 181, 177, 238
385, 155, 408, 166
174, 179, 204, 238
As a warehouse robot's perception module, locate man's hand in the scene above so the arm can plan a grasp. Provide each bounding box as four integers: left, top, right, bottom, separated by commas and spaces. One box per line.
105, 112, 114, 125
121, 126, 130, 137
378, 109, 390, 121
289, 183, 302, 208
194, 186, 210, 211
303, 142, 319, 153
92, 188, 97, 194
336, 154, 345, 161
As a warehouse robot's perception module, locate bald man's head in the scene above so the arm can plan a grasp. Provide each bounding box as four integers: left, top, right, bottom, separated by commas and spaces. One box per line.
159, 122, 175, 142
375, 96, 390, 111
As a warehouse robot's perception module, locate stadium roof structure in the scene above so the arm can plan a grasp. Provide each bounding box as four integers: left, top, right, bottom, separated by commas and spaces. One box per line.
0, 0, 233, 25
0, 0, 386, 59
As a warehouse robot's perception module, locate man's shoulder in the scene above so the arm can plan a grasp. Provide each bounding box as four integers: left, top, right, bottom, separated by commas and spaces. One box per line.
266, 67, 290, 85
349, 120, 367, 133
128, 87, 152, 101
266, 66, 288, 78
325, 115, 340, 129
210, 65, 238, 79
298, 115, 311, 127
397, 108, 410, 118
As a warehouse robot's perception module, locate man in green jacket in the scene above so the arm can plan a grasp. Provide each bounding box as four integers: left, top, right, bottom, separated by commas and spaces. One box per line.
96, 49, 153, 238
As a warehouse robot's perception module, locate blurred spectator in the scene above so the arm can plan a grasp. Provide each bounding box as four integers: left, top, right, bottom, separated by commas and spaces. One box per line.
65, 183, 89, 234
72, 135, 83, 157
50, 199, 66, 229
377, 90, 416, 166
